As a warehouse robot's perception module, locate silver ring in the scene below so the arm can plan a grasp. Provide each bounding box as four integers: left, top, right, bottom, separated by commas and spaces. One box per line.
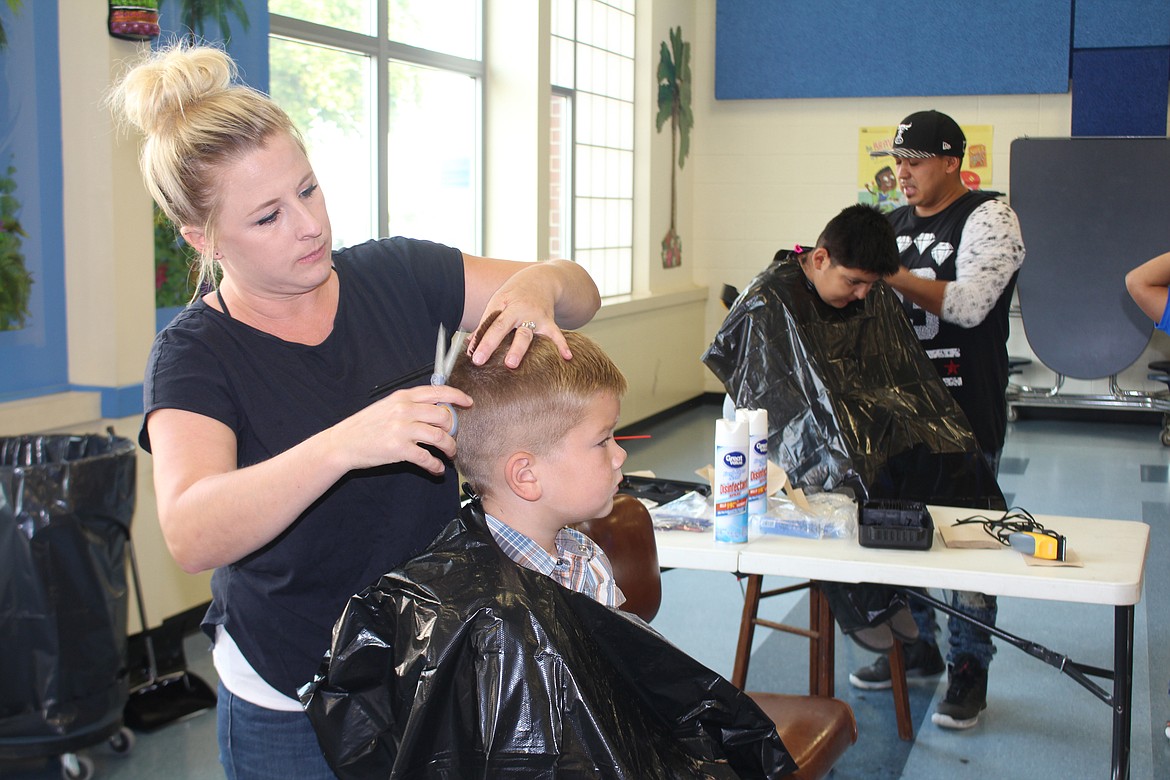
518, 320, 537, 331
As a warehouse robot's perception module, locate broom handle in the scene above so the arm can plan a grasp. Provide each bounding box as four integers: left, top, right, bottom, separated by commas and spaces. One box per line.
126, 537, 160, 684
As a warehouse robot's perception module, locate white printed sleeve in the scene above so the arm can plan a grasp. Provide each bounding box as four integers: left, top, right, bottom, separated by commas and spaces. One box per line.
941, 199, 1026, 328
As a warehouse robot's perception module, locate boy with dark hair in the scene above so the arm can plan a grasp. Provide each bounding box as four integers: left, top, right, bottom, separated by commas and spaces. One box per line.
791, 203, 902, 308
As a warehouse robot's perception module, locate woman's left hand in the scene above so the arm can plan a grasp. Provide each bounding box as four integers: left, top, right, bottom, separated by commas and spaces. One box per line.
461, 256, 600, 367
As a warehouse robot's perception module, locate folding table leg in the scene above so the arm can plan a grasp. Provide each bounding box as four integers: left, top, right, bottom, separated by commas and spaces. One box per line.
1111, 605, 1133, 780
732, 574, 763, 689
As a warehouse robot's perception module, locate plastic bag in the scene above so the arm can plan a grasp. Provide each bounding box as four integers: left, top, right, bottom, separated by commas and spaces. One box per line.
302, 501, 796, 779
648, 490, 714, 532
0, 433, 135, 755
754, 491, 856, 539
703, 253, 1003, 510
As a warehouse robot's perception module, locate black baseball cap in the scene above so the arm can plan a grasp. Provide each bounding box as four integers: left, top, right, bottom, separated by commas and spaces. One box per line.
870, 110, 966, 159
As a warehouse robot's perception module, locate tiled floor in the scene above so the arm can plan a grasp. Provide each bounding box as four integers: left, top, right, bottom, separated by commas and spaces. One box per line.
4, 401, 1167, 778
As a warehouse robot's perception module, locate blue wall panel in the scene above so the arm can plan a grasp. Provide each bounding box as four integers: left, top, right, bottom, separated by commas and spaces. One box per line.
1074, 0, 1170, 48
1071, 47, 1170, 136
0, 2, 69, 402
716, 0, 1072, 99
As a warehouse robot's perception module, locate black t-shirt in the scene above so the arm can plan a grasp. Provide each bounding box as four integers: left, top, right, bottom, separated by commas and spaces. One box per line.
140, 237, 465, 697
887, 192, 1015, 454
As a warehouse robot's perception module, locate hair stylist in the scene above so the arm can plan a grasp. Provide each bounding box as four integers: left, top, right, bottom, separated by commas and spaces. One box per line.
110, 43, 600, 780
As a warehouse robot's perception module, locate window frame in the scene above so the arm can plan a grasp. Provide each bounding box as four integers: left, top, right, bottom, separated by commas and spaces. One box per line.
269, 5, 485, 249
549, 0, 636, 298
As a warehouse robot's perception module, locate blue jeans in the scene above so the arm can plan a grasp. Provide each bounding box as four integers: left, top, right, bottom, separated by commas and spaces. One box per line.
910, 590, 997, 668
910, 449, 1002, 669
217, 683, 337, 780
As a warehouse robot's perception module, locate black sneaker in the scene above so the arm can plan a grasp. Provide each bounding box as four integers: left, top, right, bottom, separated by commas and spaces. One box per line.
932, 654, 988, 730
848, 639, 945, 690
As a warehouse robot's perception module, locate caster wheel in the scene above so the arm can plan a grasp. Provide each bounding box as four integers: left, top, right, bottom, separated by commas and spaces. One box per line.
1160, 428, 1170, 447
60, 753, 95, 780
109, 725, 135, 754
1006, 405, 1018, 423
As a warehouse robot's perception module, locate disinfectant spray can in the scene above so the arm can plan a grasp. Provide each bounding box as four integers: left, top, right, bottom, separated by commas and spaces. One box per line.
737, 408, 768, 517
714, 416, 749, 543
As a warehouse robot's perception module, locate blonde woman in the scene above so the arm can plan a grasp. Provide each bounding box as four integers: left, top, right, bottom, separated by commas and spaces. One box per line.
110, 42, 599, 779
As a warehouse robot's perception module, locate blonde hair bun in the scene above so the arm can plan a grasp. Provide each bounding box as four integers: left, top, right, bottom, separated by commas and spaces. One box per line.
113, 44, 237, 138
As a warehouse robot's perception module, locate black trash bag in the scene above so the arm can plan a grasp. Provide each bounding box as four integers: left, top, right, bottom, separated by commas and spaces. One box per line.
702, 252, 1004, 510
302, 501, 797, 779
0, 433, 135, 757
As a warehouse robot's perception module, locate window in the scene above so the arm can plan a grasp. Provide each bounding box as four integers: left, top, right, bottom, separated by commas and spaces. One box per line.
268, 1, 482, 253
550, 0, 635, 298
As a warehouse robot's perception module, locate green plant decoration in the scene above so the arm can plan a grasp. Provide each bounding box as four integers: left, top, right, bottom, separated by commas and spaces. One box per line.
149, 1, 248, 309
0, 2, 31, 331
154, 204, 201, 308
0, 0, 22, 50
655, 26, 692, 270
0, 163, 32, 330
172, 0, 250, 44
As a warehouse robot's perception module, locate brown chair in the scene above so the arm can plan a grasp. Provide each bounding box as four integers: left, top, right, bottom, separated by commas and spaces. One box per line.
572, 494, 858, 780
732, 575, 915, 740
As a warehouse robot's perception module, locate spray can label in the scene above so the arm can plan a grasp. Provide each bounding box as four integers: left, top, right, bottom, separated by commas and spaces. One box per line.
714, 445, 749, 543
748, 435, 768, 516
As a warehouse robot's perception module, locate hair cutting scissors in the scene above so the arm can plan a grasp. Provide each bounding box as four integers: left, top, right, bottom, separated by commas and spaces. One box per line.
432, 323, 468, 436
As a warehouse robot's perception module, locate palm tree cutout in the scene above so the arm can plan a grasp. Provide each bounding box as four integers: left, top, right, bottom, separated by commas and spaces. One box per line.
656, 26, 692, 269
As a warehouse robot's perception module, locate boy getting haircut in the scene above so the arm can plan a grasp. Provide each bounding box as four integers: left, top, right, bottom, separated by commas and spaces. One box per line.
448, 311, 630, 607
304, 314, 795, 777
449, 312, 628, 499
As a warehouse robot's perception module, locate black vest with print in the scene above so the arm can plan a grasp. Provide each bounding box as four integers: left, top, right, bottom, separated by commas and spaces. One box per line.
888, 191, 1015, 454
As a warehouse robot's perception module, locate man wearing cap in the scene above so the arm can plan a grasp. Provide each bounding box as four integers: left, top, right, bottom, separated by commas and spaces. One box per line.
847, 110, 1026, 730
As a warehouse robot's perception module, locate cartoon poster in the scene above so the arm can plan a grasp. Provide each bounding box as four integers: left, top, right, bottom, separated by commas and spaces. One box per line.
858, 125, 994, 212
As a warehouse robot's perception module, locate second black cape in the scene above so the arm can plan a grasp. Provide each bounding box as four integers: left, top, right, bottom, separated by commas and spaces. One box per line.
702, 254, 1003, 508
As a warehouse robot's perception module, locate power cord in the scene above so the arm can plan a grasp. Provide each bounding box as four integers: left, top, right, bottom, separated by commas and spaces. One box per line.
951, 507, 1067, 560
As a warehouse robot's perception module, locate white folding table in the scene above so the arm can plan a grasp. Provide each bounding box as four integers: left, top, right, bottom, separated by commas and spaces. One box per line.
654, 506, 1150, 780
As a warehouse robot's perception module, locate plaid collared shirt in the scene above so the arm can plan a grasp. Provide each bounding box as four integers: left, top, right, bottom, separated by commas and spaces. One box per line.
485, 514, 625, 608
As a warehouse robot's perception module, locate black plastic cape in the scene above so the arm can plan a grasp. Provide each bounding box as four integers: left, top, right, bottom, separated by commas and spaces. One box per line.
301, 501, 796, 779
0, 434, 135, 758
702, 253, 1003, 509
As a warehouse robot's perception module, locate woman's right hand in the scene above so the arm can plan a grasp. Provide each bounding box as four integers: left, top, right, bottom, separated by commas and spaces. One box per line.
149, 383, 472, 572
331, 384, 473, 476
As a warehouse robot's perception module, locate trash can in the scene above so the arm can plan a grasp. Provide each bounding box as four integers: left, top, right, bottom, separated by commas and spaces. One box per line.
0, 432, 137, 777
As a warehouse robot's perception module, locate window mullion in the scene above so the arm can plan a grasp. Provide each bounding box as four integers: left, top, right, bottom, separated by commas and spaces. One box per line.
269, 14, 377, 55
376, 1, 390, 239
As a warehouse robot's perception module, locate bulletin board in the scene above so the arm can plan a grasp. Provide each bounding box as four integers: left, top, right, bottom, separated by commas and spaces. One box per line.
857, 125, 995, 211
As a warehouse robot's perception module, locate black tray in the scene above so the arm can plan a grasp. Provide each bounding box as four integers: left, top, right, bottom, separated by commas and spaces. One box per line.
858, 499, 934, 550
619, 474, 710, 506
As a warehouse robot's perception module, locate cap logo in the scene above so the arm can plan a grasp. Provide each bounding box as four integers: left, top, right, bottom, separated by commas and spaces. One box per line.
942, 141, 952, 150
894, 122, 912, 144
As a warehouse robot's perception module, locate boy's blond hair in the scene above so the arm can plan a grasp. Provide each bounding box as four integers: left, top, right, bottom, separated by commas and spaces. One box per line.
448, 315, 627, 496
